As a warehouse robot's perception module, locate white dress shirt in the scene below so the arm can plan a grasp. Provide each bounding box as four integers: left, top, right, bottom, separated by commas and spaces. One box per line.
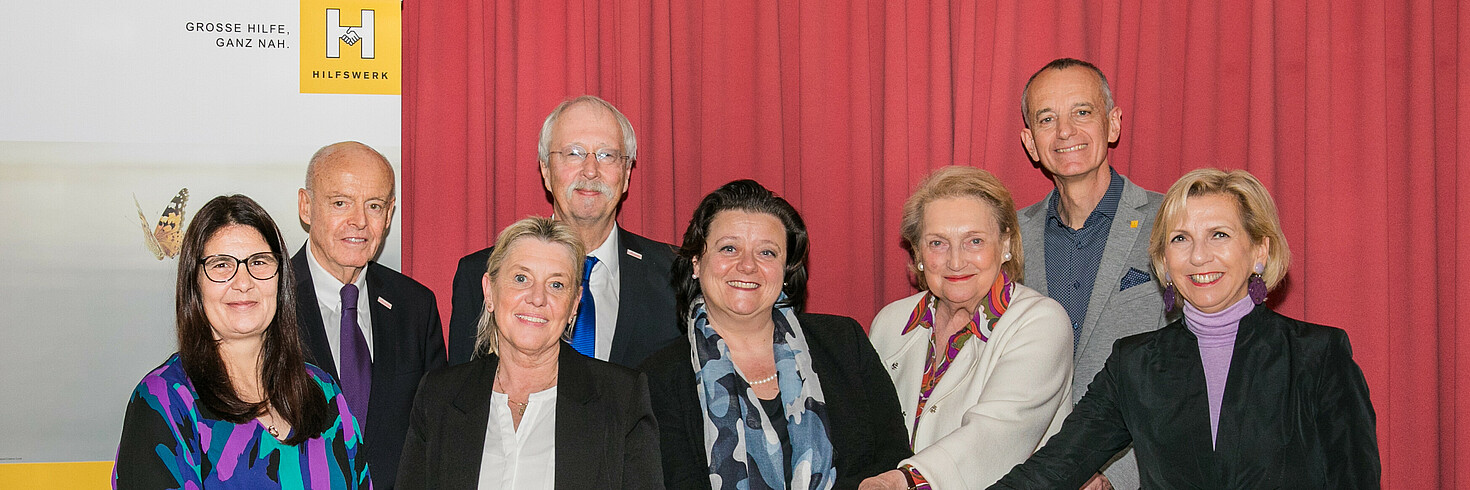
478, 387, 558, 489
586, 227, 621, 361
305, 242, 374, 369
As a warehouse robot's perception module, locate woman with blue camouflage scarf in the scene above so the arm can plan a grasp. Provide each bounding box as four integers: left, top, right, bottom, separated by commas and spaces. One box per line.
641, 180, 911, 490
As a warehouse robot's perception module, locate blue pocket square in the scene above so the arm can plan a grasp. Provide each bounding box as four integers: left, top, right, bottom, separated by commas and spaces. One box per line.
1120, 268, 1152, 291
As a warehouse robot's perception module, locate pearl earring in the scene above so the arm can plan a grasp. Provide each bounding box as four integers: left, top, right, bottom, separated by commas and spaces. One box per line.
917, 263, 924, 271
1003, 252, 1012, 261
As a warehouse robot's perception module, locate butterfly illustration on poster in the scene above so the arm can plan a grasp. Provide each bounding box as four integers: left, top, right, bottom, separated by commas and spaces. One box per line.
133, 188, 189, 260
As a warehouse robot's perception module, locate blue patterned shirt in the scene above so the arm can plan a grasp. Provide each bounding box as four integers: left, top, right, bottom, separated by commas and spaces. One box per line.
1044, 167, 1124, 345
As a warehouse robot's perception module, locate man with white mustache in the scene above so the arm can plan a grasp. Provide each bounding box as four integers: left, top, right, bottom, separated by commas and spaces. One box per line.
1013, 58, 1169, 490
446, 95, 681, 370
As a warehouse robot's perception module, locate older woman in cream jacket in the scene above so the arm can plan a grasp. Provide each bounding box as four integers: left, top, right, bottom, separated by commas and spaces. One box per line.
862, 167, 1074, 490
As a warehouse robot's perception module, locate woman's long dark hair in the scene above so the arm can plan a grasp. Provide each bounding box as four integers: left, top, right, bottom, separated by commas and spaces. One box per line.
176, 195, 328, 445
672, 179, 810, 321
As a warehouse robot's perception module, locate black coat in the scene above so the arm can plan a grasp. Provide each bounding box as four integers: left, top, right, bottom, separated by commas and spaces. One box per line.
291, 247, 448, 490
991, 305, 1380, 489
640, 313, 912, 489
447, 227, 680, 368
395, 343, 664, 489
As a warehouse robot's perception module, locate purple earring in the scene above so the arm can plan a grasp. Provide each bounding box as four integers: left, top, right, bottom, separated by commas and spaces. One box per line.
1249, 263, 1268, 305
1163, 273, 1177, 312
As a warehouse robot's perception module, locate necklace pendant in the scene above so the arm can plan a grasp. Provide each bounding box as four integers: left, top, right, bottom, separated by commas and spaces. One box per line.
507, 398, 530, 417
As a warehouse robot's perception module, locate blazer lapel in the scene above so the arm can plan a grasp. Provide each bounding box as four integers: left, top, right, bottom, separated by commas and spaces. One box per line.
291, 246, 338, 380
555, 344, 605, 488
609, 228, 642, 363
1018, 193, 1051, 296
1076, 177, 1149, 354
1214, 307, 1291, 479
442, 357, 498, 490
364, 264, 400, 424
1155, 325, 1222, 482
885, 330, 930, 422
925, 335, 984, 406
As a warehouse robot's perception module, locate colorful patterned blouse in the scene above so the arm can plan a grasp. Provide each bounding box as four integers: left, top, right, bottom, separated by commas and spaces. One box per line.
899, 272, 1013, 446
113, 354, 371, 490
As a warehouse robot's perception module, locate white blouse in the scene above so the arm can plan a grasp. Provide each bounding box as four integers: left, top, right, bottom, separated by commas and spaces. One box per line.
477, 387, 558, 489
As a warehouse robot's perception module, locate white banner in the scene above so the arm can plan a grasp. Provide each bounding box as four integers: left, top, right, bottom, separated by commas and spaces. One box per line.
0, 0, 401, 463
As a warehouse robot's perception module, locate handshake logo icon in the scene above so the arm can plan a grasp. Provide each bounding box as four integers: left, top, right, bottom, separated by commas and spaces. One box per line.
340, 28, 363, 47
326, 9, 374, 59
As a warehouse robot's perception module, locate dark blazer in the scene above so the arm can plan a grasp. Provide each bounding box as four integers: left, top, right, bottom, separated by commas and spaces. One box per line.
991, 306, 1380, 489
396, 343, 664, 489
292, 247, 447, 490
448, 227, 680, 367
640, 313, 912, 489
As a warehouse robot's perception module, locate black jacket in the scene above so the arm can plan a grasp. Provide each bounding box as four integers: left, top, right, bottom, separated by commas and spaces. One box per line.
640, 313, 912, 489
992, 305, 1380, 489
291, 247, 447, 490
447, 227, 679, 367
396, 343, 663, 489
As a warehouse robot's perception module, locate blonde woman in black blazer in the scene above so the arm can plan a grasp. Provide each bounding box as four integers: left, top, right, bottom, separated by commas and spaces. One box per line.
396, 217, 662, 489
992, 170, 1378, 488
397, 343, 661, 489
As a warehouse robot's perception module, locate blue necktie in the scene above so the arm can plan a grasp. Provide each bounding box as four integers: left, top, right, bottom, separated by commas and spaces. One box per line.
339, 284, 372, 424
569, 256, 599, 357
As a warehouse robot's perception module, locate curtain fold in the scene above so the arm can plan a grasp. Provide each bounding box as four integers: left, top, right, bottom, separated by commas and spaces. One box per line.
403, 1, 1465, 486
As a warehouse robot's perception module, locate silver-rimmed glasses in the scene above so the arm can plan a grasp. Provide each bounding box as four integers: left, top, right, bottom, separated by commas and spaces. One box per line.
199, 252, 281, 283
548, 144, 631, 167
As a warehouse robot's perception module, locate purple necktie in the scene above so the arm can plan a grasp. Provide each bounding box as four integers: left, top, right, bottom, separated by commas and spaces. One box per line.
339, 284, 371, 425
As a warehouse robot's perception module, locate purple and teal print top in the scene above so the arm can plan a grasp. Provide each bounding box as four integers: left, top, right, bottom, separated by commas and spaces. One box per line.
112, 353, 372, 490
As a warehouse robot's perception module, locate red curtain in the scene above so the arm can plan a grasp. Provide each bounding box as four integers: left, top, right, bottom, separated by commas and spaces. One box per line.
402, 1, 1467, 487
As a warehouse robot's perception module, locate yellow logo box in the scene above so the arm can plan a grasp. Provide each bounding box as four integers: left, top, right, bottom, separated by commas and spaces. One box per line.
300, 0, 401, 94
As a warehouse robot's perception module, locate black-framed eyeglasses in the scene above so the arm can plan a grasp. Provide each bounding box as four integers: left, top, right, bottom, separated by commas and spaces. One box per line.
548, 144, 630, 167
199, 252, 281, 283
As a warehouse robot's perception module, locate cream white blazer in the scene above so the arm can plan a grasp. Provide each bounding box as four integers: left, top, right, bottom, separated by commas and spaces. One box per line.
869, 284, 1074, 489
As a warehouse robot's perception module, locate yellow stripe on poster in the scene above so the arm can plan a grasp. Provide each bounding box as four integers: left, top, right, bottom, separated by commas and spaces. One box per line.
0, 462, 111, 490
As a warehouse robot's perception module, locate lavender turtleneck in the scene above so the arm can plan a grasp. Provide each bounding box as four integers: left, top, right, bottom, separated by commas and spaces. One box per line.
1183, 295, 1255, 448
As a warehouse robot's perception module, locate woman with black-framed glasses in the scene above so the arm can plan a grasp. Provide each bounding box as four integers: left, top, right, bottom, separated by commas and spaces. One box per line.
112, 194, 370, 489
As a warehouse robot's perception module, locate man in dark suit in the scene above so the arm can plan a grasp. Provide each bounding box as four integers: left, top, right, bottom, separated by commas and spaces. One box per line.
447, 95, 680, 368
1015, 58, 1168, 490
293, 141, 446, 490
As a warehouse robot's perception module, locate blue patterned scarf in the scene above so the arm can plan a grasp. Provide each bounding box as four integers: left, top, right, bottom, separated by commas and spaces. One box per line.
689, 296, 837, 490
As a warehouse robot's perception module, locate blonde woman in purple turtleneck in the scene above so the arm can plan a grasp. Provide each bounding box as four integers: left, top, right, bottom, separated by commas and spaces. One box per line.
993, 169, 1381, 489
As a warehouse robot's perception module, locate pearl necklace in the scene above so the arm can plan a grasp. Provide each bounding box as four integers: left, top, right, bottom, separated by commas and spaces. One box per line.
705, 319, 779, 386
747, 371, 778, 385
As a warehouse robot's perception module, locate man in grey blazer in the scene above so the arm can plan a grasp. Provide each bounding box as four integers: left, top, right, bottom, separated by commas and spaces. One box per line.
1015, 58, 1168, 490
